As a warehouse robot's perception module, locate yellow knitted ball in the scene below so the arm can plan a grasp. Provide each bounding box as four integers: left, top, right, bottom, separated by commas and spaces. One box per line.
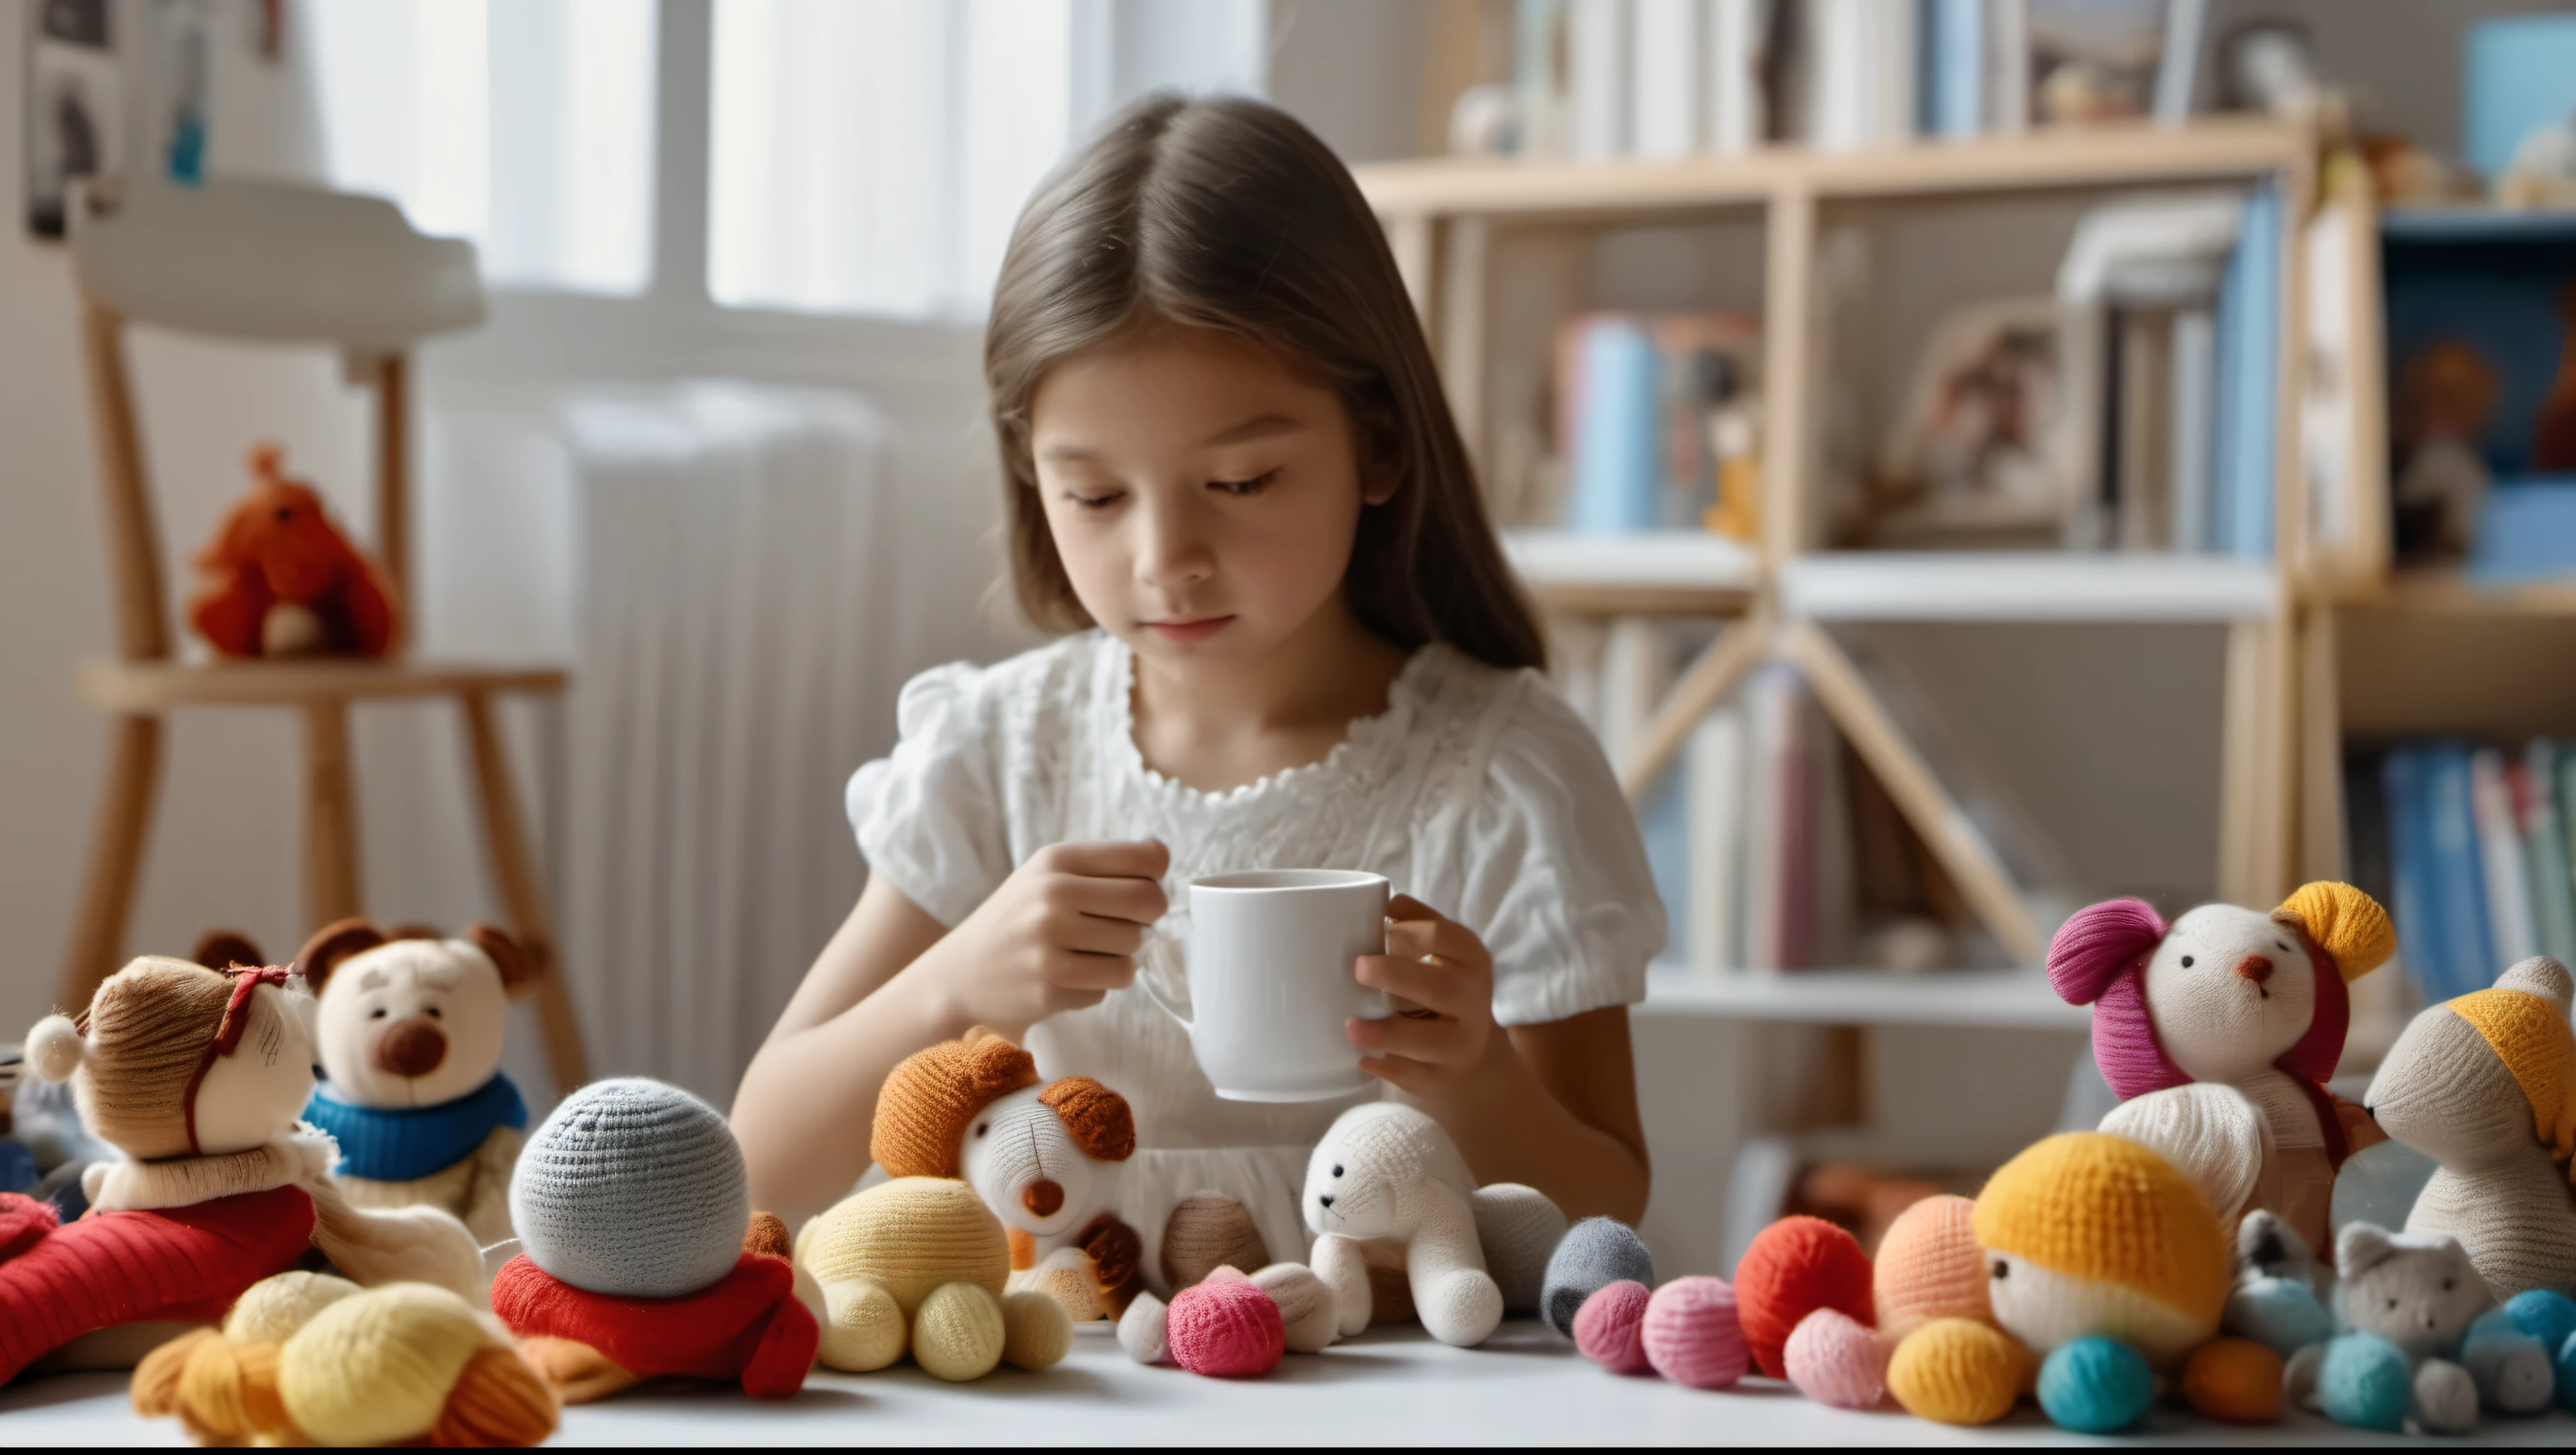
1873, 1194, 1990, 1339
1887, 1318, 2032, 1426
1971, 1132, 2227, 1334
277, 1283, 492, 1446
802, 1177, 1011, 1314
911, 1281, 1006, 1381
2273, 882, 2394, 981
222, 1272, 361, 1346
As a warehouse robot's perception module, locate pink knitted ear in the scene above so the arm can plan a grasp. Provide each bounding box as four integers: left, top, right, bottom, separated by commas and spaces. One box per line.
2046, 899, 2168, 1005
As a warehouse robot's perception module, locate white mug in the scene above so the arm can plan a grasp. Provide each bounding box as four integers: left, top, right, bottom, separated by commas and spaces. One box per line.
1141, 869, 1390, 1102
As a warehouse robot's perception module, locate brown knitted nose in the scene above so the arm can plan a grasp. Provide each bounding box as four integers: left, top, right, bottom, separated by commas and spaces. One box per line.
376, 1017, 448, 1078
1023, 1179, 1064, 1218
2233, 955, 2274, 984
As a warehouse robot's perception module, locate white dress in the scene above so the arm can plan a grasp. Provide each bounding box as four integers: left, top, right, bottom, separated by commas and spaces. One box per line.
845, 630, 1664, 1288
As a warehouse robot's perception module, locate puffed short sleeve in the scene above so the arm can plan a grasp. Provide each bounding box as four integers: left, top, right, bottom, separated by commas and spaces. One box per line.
844, 661, 1013, 928
1444, 678, 1668, 1026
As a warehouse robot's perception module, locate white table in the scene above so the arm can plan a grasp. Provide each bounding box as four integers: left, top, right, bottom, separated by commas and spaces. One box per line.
6, 1319, 2571, 1446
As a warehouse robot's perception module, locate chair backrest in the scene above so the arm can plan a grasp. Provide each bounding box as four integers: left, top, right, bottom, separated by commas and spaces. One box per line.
65, 179, 487, 660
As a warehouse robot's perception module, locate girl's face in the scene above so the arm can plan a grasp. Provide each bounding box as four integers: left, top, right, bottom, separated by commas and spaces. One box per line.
1029, 326, 1392, 668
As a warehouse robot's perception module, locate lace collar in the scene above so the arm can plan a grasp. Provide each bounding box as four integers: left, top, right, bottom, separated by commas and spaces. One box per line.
1104, 633, 1446, 808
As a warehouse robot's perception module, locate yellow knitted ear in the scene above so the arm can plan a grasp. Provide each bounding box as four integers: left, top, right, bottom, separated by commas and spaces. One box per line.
2271, 882, 2394, 983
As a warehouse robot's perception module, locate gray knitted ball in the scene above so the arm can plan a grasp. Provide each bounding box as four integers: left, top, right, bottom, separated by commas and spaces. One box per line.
510, 1077, 749, 1298
1540, 1216, 1654, 1338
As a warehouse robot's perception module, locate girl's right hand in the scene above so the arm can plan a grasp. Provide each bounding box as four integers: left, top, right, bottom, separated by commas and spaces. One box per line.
912, 839, 1170, 1034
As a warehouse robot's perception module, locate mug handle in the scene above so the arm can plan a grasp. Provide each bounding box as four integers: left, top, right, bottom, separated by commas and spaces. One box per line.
1132, 925, 1191, 1033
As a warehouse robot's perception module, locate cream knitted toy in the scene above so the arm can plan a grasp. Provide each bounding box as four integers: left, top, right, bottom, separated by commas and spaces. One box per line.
873, 1032, 1144, 1322
796, 1176, 1071, 1380
1303, 1102, 1503, 1348
2364, 955, 2576, 1298
2279, 1223, 2555, 1434
6, 957, 480, 1383
131, 1276, 558, 1446
2049, 883, 2395, 1257
292, 919, 537, 1247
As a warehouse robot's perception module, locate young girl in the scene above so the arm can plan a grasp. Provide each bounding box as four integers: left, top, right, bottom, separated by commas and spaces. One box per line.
732, 96, 1665, 1267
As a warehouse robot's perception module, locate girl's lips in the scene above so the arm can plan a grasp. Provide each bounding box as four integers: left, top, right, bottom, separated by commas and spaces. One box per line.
1147, 616, 1233, 643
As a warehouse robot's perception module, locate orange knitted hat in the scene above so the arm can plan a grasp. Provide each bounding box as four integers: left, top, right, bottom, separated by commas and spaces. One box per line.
1971, 1132, 2227, 1331
870, 1031, 1039, 1179
2449, 982, 2576, 1173
2270, 881, 2395, 983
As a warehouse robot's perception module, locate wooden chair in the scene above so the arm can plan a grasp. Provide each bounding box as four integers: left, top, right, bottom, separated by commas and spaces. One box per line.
61, 177, 590, 1094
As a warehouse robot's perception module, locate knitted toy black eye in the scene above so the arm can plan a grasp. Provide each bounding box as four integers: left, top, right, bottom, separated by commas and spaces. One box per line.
1331, 1164, 1343, 1178
2180, 955, 2194, 967
973, 1122, 988, 1139
1991, 1259, 2008, 1280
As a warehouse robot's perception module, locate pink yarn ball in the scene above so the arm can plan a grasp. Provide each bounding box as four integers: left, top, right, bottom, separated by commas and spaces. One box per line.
1167, 1267, 1285, 1378
1640, 1276, 1749, 1390
1573, 1280, 1654, 1374
1784, 1307, 1888, 1409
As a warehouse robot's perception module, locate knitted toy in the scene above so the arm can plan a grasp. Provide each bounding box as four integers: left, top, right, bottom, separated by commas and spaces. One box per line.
188, 443, 398, 659
2364, 955, 2576, 1298
871, 1031, 1143, 1321
796, 1175, 1071, 1380
283, 919, 535, 1247
2097, 1081, 2272, 1243
1541, 1216, 1654, 1336
1873, 1194, 1989, 1340
489, 1078, 819, 1402
1573, 1276, 1755, 1390
132, 1277, 557, 1446
4, 957, 480, 1384
1734, 1214, 1875, 1379
2048, 882, 2395, 1258
1302, 1101, 1503, 1348
2221, 1211, 2335, 1358
2282, 1223, 2553, 1434
1887, 1132, 2254, 1430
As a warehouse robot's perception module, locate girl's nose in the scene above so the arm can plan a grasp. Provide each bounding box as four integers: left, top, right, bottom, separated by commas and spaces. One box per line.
2233, 955, 2274, 984
1134, 498, 1215, 587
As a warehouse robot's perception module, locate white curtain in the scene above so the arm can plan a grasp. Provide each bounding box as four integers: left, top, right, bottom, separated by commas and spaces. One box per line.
554, 383, 906, 1104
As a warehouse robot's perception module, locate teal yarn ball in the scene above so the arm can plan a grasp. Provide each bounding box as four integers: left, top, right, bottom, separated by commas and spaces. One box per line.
2226, 1276, 2333, 1358
2318, 1333, 2411, 1432
2507, 1290, 2576, 1363
2036, 1337, 2154, 1434
2558, 1329, 2576, 1415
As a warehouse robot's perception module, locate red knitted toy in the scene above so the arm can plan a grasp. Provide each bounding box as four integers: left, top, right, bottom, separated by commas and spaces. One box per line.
1166, 1267, 1284, 1377
1734, 1216, 1875, 1378
0, 1185, 316, 1384
493, 1249, 819, 1399
188, 443, 398, 659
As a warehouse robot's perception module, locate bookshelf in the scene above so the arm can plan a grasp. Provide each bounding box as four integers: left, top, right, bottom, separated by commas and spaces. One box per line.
1355, 117, 2322, 977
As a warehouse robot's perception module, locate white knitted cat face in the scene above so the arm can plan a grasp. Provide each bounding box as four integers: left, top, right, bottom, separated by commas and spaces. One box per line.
2142, 903, 2319, 1084
312, 940, 510, 1109
960, 1083, 1099, 1237
2334, 1225, 2493, 1360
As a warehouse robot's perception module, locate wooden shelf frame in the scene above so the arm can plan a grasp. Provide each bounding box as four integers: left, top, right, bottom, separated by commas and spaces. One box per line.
1357, 121, 2322, 967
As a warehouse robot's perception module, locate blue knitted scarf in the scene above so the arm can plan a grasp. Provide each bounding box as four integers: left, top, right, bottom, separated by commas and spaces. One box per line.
305, 1073, 528, 1182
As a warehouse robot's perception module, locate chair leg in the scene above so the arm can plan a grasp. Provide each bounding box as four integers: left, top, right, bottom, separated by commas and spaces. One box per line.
56, 714, 164, 1014
460, 689, 590, 1095
303, 699, 362, 928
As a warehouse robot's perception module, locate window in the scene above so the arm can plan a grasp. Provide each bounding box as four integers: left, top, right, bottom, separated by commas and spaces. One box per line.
306, 0, 657, 295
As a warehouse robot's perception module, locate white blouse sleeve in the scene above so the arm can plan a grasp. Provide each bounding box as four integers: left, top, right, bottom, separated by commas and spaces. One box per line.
844, 661, 1014, 928
1451, 678, 1669, 1026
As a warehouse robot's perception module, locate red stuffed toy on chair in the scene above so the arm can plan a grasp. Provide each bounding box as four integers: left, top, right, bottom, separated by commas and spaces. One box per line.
188, 443, 398, 658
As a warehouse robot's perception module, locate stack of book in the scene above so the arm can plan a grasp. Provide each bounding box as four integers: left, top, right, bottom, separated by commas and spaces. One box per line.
1556, 311, 1762, 534
2352, 740, 2576, 1003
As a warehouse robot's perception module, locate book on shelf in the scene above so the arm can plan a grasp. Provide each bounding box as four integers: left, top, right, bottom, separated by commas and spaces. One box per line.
1557, 310, 1762, 534
2371, 737, 2576, 1002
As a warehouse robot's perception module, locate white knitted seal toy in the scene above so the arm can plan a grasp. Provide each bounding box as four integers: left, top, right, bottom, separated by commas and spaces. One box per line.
509, 1078, 748, 1299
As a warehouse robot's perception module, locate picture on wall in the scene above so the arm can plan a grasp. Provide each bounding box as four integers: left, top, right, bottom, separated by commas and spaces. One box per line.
24, 0, 122, 239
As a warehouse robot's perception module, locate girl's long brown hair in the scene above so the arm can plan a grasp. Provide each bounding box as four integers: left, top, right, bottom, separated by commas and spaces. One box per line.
984, 94, 1546, 671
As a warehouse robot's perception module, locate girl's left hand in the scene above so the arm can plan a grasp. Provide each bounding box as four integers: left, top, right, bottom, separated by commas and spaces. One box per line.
1349, 895, 1498, 1093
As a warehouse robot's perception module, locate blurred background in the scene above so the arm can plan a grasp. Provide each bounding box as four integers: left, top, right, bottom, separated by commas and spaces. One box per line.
4, 0, 2575, 1278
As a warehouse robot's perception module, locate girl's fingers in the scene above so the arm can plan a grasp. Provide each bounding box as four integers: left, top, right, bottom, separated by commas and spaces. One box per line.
1059, 911, 1145, 957
1355, 952, 1481, 1018
1049, 949, 1139, 991
1042, 839, 1171, 882
1346, 1010, 1474, 1066
1059, 872, 1169, 926
1384, 916, 1486, 968
1356, 1053, 1427, 1094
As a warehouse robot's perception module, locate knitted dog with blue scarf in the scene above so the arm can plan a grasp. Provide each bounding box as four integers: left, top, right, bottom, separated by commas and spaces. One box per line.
286, 919, 536, 1246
